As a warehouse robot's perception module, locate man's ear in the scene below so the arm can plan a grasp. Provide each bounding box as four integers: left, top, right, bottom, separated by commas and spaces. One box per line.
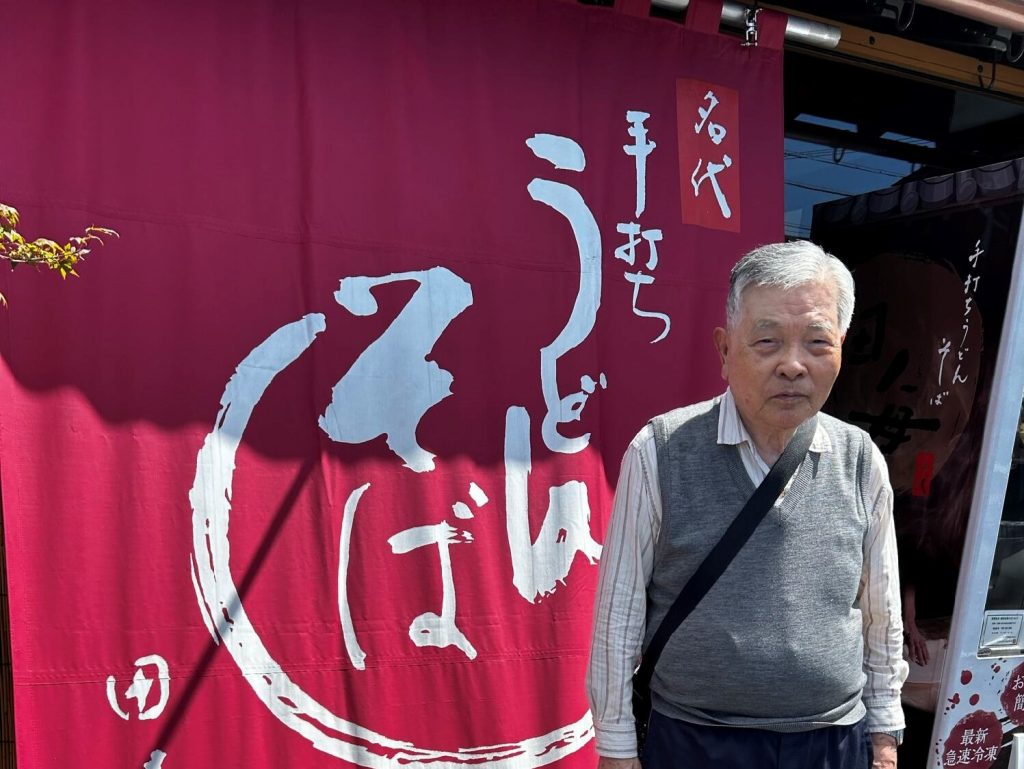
713, 327, 729, 379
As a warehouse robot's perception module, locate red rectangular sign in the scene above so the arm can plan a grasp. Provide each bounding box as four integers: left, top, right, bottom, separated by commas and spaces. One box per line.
677, 78, 742, 232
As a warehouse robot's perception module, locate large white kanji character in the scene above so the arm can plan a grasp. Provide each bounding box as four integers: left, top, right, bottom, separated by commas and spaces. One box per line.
694, 90, 726, 145
624, 111, 656, 217
105, 655, 171, 721
691, 155, 734, 219
968, 239, 983, 268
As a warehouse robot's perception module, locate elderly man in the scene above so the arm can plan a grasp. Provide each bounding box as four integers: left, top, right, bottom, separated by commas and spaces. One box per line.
587, 241, 907, 769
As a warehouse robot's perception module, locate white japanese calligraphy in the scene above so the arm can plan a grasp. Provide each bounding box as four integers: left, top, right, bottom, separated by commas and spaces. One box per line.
338, 483, 370, 670
624, 111, 656, 217
388, 522, 477, 659
320, 268, 473, 472
105, 655, 170, 721
624, 272, 671, 344
617, 111, 670, 343
190, 311, 597, 765
691, 155, 734, 219
693, 90, 726, 145
504, 406, 602, 603
527, 134, 604, 455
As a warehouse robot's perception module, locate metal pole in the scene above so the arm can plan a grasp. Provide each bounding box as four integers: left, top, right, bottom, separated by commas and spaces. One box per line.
918, 0, 1024, 35
650, 0, 842, 49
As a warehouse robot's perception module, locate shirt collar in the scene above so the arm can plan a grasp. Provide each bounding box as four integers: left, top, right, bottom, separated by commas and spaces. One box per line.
717, 387, 831, 453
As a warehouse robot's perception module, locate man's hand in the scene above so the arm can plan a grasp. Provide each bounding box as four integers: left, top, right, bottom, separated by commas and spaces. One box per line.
870, 733, 897, 769
905, 621, 930, 667
597, 756, 641, 769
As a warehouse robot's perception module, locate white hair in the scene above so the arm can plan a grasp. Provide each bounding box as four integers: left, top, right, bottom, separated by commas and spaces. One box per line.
726, 240, 855, 334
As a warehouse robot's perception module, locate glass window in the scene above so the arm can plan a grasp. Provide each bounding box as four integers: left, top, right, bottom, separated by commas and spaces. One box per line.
980, 399, 1024, 655
785, 135, 919, 238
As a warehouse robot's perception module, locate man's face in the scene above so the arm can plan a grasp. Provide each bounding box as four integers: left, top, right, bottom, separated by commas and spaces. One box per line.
713, 280, 844, 440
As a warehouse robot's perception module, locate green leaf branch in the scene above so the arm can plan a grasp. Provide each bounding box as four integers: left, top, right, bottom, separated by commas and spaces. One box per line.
0, 204, 118, 304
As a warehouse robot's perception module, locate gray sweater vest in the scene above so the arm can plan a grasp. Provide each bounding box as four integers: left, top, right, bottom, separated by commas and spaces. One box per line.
647, 398, 872, 730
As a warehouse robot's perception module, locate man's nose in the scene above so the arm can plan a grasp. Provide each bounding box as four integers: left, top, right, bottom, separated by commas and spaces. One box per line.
776, 348, 808, 379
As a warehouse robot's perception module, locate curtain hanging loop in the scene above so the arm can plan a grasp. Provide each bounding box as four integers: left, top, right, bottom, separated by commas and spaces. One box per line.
742, 6, 761, 47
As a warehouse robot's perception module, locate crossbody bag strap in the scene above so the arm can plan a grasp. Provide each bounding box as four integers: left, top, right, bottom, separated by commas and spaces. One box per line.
634, 415, 817, 692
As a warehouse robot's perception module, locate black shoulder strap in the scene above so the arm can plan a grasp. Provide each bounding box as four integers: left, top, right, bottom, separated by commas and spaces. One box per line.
634, 416, 817, 690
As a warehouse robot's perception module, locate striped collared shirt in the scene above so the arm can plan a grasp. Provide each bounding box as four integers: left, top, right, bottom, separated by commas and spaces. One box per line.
586, 389, 908, 758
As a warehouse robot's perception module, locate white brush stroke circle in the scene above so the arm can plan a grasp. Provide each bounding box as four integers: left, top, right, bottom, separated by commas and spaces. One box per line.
189, 313, 593, 768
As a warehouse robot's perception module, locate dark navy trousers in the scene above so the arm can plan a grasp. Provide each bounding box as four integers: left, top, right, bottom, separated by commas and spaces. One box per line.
641, 710, 871, 769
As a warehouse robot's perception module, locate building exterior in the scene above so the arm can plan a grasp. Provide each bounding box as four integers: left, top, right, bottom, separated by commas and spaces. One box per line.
3, 2, 1024, 768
